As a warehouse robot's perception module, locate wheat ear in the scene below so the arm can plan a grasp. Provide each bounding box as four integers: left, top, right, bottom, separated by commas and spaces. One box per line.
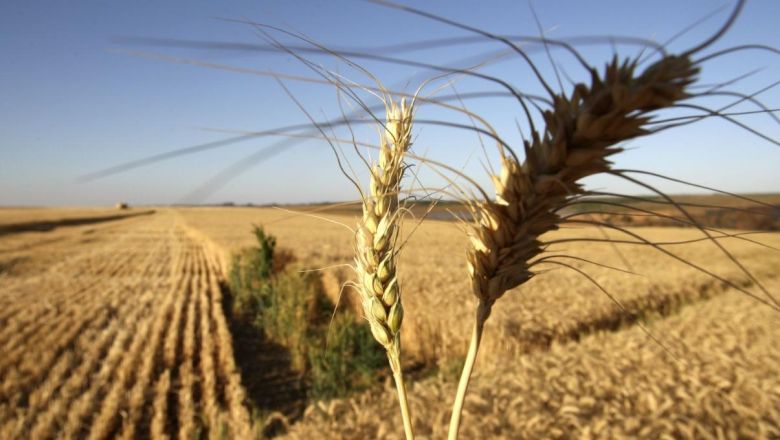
355, 97, 415, 439
448, 54, 700, 439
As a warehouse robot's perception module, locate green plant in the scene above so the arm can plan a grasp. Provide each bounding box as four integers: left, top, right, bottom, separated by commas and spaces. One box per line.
228, 224, 386, 403
252, 225, 276, 280
229, 225, 277, 320
308, 313, 386, 399
264, 270, 323, 371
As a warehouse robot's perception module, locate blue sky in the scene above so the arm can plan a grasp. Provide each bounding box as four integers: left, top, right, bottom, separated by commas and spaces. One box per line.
1, 0, 778, 206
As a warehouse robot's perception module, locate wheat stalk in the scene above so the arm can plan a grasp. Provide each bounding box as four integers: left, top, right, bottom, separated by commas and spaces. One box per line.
253, 28, 421, 437
355, 97, 416, 439
449, 54, 700, 438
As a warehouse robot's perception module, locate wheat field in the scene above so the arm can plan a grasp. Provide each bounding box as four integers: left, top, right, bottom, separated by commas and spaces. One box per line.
1, 207, 779, 438
283, 284, 780, 439
174, 207, 780, 361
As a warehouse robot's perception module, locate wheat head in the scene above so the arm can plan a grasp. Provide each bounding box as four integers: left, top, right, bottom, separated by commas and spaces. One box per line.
353, 97, 416, 439
355, 98, 414, 371
467, 55, 699, 312
448, 54, 699, 439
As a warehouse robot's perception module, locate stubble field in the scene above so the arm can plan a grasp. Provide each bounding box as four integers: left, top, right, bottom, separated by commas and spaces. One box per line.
0, 209, 252, 439
1, 206, 778, 438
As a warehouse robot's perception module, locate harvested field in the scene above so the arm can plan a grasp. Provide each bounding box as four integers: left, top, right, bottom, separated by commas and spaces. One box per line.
0, 207, 137, 227
0, 207, 151, 235
0, 210, 253, 439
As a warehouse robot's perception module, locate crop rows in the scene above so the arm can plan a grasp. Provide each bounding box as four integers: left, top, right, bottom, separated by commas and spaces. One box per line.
0, 213, 253, 439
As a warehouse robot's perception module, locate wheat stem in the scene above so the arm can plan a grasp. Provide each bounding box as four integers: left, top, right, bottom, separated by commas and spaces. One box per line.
448, 301, 490, 440
389, 343, 415, 440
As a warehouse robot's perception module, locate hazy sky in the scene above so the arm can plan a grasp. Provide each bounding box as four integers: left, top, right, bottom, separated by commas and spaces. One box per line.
2, 0, 778, 206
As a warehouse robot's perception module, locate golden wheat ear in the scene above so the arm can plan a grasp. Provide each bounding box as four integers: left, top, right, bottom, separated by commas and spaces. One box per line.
452, 56, 758, 438
260, 26, 424, 438
235, 26, 426, 437
352, 97, 418, 439
466, 53, 700, 312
